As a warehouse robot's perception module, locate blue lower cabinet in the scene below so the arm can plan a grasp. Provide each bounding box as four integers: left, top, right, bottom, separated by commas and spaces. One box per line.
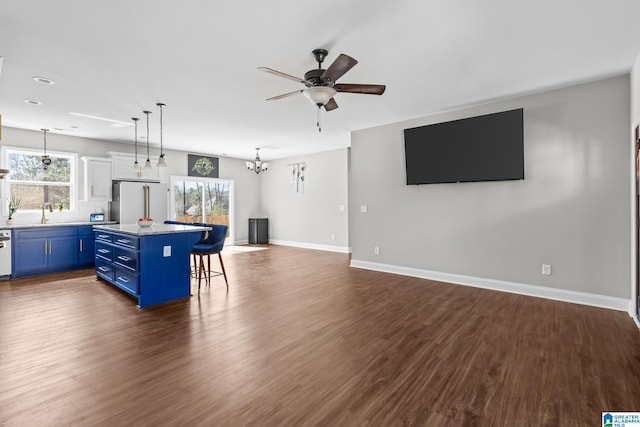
12, 226, 90, 278
114, 267, 139, 296
95, 258, 114, 282
94, 228, 203, 308
78, 226, 96, 266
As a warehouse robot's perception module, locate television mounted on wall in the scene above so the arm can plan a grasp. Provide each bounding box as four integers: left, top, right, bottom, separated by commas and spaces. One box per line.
404, 108, 524, 185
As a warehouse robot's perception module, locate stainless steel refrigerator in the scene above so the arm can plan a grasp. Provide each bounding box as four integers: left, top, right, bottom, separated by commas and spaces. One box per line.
111, 181, 168, 224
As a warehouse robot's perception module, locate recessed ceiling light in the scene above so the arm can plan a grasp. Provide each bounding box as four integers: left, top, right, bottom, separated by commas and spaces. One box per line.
33, 76, 54, 85
69, 112, 131, 126
24, 99, 42, 105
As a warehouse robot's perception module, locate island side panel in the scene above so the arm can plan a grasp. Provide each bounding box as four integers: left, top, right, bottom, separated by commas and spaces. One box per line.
137, 231, 202, 308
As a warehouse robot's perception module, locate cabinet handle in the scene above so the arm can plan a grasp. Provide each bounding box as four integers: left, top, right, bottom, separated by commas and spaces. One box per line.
98, 249, 109, 254
98, 266, 110, 273
117, 255, 131, 262
44, 241, 47, 255
117, 276, 129, 283
117, 239, 131, 245
80, 239, 83, 252
49, 241, 52, 254
98, 234, 109, 239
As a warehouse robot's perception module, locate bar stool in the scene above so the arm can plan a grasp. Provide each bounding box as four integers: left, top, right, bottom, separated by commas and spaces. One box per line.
190, 223, 228, 290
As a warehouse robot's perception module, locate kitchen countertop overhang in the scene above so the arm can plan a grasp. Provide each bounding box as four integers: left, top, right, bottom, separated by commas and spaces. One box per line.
93, 223, 211, 236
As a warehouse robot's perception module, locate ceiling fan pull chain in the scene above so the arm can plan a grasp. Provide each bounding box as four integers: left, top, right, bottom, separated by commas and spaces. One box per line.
317, 106, 322, 133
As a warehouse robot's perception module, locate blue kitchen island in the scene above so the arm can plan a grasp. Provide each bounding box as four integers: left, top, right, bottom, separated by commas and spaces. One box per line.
93, 223, 210, 308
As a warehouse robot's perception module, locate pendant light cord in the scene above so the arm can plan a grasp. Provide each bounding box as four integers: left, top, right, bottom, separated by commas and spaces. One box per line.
144, 111, 151, 161
132, 117, 139, 164
157, 103, 164, 156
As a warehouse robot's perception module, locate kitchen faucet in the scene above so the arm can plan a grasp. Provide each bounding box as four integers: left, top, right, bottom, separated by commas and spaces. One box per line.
41, 203, 53, 224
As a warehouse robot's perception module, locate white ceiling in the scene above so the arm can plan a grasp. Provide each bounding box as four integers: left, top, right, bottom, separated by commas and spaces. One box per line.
1, 1, 640, 161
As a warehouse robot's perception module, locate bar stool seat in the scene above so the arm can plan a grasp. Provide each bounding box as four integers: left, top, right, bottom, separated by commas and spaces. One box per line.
190, 223, 228, 290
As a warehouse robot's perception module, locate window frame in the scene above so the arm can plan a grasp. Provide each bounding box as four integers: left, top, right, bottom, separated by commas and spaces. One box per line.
1, 146, 78, 214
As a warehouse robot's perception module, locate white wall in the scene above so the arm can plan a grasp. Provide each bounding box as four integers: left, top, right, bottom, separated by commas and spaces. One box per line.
630, 54, 640, 320
350, 75, 631, 304
259, 148, 349, 252
0, 127, 261, 242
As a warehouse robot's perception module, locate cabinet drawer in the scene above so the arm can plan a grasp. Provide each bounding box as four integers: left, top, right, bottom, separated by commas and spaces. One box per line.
114, 247, 138, 271
113, 235, 138, 249
95, 232, 113, 243
115, 267, 139, 295
16, 227, 77, 239
95, 241, 113, 261
95, 259, 114, 281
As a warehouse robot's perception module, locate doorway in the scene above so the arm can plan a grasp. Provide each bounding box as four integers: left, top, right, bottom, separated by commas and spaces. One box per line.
169, 176, 235, 244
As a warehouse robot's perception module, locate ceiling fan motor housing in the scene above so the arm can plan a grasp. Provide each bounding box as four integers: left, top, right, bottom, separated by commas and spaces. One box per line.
304, 69, 329, 86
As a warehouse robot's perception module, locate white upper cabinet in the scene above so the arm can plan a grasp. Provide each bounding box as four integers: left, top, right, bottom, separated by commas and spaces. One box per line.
82, 157, 112, 201
109, 152, 161, 182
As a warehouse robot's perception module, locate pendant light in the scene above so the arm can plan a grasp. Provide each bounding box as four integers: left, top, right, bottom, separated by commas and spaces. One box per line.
156, 103, 167, 167
143, 110, 152, 170
131, 117, 140, 170
41, 128, 52, 172
246, 148, 268, 174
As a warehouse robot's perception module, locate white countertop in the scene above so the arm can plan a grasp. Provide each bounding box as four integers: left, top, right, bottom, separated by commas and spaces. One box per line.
93, 223, 211, 236
0, 221, 117, 229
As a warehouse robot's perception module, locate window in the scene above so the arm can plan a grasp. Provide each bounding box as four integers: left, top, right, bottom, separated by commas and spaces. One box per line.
170, 176, 234, 244
3, 147, 77, 211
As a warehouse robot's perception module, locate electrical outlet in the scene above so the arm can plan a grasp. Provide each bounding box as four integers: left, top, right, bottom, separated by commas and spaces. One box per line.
374, 246, 380, 255
339, 205, 345, 211
331, 233, 335, 241
360, 205, 368, 213
542, 264, 551, 275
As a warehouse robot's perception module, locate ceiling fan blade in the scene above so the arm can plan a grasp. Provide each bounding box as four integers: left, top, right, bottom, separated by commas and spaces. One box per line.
266, 90, 303, 101
335, 83, 386, 95
320, 54, 358, 83
324, 98, 338, 111
258, 67, 308, 85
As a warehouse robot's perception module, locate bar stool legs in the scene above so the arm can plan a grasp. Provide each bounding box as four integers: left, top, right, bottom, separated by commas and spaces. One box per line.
191, 252, 229, 290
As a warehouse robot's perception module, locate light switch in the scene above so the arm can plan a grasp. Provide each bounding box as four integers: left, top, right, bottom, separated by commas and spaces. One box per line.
360, 205, 368, 213
163, 246, 171, 257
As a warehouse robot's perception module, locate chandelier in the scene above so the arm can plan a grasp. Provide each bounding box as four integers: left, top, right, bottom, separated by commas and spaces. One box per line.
246, 148, 268, 174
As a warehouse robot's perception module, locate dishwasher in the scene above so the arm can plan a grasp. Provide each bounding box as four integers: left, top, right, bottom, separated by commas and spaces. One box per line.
0, 229, 11, 279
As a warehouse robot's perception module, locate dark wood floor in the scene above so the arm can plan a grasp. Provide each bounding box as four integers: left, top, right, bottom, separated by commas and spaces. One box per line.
1, 245, 639, 426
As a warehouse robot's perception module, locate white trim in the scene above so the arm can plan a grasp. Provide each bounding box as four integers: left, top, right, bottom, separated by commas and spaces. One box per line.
270, 239, 351, 254
235, 239, 248, 245
350, 259, 631, 312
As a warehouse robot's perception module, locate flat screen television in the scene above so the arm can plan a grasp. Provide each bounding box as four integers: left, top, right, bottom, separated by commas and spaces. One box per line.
404, 108, 524, 185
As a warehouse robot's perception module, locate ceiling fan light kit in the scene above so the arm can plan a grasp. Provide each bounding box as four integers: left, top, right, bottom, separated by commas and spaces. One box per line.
259, 48, 386, 132
302, 86, 336, 107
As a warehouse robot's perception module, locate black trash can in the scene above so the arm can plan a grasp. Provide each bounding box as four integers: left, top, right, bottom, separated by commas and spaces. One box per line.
248, 218, 268, 244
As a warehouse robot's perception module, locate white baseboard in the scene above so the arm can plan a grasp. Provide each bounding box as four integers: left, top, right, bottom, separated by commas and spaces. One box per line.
350, 259, 631, 312
270, 239, 351, 254
233, 239, 249, 246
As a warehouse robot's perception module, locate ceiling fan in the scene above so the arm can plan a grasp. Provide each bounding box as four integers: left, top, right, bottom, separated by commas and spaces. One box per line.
259, 49, 386, 131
